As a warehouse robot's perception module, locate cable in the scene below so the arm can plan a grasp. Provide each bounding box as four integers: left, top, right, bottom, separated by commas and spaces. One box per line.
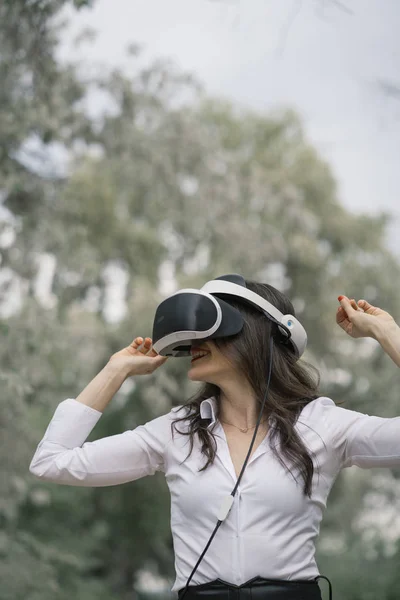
231, 334, 274, 496
178, 520, 223, 597
315, 575, 333, 600
179, 335, 275, 599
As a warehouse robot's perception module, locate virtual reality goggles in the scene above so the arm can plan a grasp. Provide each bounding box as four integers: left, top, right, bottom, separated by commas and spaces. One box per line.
152, 274, 307, 359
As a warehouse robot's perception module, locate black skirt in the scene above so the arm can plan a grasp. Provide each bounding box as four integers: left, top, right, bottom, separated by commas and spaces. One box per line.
178, 576, 326, 600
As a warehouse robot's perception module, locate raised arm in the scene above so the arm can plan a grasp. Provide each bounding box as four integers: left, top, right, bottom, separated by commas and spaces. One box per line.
327, 295, 400, 468
29, 337, 170, 486
74, 336, 168, 412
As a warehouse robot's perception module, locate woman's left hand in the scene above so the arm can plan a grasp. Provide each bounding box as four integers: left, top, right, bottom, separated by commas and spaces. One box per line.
336, 295, 397, 340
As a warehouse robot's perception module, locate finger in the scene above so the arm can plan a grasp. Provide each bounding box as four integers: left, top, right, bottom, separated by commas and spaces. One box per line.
350, 298, 359, 310
338, 295, 357, 319
148, 347, 161, 357
130, 337, 144, 348
155, 355, 168, 364
148, 344, 168, 359
148, 356, 169, 373
140, 337, 153, 354
130, 337, 151, 354
336, 306, 349, 324
357, 299, 373, 312
350, 298, 365, 312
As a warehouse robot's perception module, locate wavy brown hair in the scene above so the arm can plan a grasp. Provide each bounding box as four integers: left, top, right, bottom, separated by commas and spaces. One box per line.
172, 279, 321, 497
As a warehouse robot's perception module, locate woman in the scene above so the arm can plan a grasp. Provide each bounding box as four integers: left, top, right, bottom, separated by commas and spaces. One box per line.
29, 282, 400, 600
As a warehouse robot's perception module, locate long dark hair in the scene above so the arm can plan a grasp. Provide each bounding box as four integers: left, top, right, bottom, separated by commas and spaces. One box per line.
172, 279, 320, 497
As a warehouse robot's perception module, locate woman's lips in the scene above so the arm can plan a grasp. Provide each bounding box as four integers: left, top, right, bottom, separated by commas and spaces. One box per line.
190, 354, 210, 363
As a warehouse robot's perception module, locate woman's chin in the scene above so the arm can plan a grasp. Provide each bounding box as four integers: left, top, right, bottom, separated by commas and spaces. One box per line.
187, 369, 202, 381
188, 364, 207, 381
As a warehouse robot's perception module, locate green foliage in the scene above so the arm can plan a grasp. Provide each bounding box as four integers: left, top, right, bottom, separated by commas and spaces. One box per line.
2, 2, 400, 599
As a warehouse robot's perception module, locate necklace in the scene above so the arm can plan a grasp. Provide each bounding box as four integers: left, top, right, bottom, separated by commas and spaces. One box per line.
220, 417, 268, 434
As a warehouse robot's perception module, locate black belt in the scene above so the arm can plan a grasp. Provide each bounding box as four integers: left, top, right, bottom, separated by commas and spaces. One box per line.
178, 575, 332, 600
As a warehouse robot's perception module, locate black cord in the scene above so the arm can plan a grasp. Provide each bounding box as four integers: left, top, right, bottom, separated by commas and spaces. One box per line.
315, 575, 333, 600
231, 334, 274, 496
178, 520, 223, 598
179, 336, 275, 599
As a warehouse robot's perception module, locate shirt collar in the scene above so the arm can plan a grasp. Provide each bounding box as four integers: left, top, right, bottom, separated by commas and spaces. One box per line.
200, 397, 218, 428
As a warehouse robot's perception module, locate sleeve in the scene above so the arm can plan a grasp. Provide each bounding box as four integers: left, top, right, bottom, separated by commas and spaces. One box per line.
29, 398, 175, 487
317, 397, 400, 469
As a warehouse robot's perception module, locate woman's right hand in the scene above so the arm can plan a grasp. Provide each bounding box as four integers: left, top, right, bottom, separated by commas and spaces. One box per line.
108, 337, 168, 377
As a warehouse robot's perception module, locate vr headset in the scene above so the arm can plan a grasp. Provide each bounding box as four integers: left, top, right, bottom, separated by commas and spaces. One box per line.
152, 274, 307, 359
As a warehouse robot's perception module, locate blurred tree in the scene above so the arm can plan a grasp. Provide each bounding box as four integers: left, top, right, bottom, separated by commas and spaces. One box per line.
2, 2, 400, 599
0, 1, 111, 599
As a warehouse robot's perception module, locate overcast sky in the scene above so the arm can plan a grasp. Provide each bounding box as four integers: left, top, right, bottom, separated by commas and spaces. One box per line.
60, 0, 400, 253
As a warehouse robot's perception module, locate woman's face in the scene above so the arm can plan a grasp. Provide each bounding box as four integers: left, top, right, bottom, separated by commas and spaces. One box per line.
187, 340, 236, 385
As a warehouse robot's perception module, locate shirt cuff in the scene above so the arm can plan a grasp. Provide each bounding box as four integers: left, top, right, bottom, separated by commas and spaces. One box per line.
41, 398, 103, 449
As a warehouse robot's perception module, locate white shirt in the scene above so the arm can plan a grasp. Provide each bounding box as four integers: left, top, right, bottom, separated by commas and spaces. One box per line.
29, 396, 400, 592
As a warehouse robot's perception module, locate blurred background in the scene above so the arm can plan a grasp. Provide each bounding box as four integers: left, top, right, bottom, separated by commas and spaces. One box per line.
1, 1, 400, 598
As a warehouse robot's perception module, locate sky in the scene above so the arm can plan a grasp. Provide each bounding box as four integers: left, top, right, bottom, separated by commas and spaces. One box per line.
58, 0, 400, 252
